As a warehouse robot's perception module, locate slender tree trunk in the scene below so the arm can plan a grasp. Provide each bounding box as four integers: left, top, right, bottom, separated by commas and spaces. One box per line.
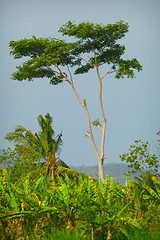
70, 82, 105, 182
96, 58, 107, 183
57, 66, 106, 182
98, 157, 105, 182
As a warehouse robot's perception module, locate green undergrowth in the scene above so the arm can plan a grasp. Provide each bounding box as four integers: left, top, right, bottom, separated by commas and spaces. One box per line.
32, 229, 160, 240
0, 168, 159, 240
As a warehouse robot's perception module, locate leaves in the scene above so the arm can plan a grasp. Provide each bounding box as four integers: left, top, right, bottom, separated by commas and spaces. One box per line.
92, 119, 102, 127
4, 113, 62, 159
119, 140, 160, 177
9, 20, 142, 84
9, 36, 75, 84
0, 169, 160, 239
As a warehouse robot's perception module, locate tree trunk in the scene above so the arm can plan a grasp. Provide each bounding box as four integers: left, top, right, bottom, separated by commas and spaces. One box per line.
69, 79, 106, 182
98, 157, 105, 182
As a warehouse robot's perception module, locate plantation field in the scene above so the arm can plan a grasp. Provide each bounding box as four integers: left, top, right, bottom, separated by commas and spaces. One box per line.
0, 167, 159, 240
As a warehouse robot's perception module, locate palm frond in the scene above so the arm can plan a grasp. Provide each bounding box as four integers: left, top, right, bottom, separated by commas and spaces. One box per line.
4, 125, 27, 144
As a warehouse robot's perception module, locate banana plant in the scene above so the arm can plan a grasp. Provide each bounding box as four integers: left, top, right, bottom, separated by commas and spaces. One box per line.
0, 169, 60, 239
0, 168, 159, 239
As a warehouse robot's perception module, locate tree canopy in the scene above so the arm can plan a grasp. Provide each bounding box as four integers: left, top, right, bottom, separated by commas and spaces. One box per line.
9, 20, 142, 84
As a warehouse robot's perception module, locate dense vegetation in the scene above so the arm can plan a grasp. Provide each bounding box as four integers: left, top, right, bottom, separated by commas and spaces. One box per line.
0, 164, 160, 239
0, 119, 160, 239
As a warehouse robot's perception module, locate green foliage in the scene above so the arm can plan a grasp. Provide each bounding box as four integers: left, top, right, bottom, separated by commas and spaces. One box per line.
92, 119, 102, 127
0, 169, 159, 239
119, 140, 160, 177
9, 20, 142, 84
4, 113, 62, 158
3, 113, 65, 181
47, 230, 86, 240
1, 114, 87, 184
0, 147, 44, 183
135, 172, 160, 204
9, 36, 75, 84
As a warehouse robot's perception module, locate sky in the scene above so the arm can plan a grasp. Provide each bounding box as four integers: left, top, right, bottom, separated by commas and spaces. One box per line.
0, 0, 160, 166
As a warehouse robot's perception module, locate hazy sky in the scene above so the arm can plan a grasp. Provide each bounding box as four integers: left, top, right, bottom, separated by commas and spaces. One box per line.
0, 0, 160, 166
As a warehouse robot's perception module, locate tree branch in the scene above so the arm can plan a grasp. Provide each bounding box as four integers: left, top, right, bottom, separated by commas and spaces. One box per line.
59, 54, 74, 84
97, 124, 102, 132
88, 38, 97, 56
54, 63, 71, 84
97, 39, 111, 58
66, 63, 73, 84
70, 54, 93, 65
46, 67, 66, 80
85, 131, 90, 137
97, 29, 120, 58
101, 68, 118, 80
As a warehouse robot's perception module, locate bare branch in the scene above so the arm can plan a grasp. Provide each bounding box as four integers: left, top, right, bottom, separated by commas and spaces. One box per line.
54, 63, 71, 84
45, 66, 68, 82
108, 69, 118, 74
66, 63, 73, 84
101, 68, 118, 80
85, 131, 90, 137
97, 39, 111, 57
70, 54, 93, 65
52, 74, 67, 82
59, 54, 74, 84
97, 124, 102, 132
87, 38, 97, 57
46, 67, 62, 76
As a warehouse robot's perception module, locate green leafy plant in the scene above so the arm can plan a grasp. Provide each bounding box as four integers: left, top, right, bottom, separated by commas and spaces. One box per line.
4, 113, 63, 160
120, 140, 160, 177
0, 147, 44, 183
1, 166, 159, 239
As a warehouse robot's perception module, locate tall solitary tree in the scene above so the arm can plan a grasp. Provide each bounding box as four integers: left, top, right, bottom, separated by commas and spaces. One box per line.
9, 20, 142, 182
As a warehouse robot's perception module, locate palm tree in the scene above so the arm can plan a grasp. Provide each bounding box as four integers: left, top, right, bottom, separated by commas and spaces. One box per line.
5, 114, 64, 178
5, 113, 62, 158
5, 114, 86, 181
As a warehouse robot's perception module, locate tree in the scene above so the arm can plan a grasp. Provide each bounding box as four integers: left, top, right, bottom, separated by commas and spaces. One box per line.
5, 113, 62, 159
4, 113, 65, 179
119, 140, 160, 178
3, 113, 85, 182
0, 147, 44, 183
9, 20, 142, 182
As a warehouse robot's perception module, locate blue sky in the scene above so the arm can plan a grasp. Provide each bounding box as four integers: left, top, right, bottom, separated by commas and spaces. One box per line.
0, 0, 160, 166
